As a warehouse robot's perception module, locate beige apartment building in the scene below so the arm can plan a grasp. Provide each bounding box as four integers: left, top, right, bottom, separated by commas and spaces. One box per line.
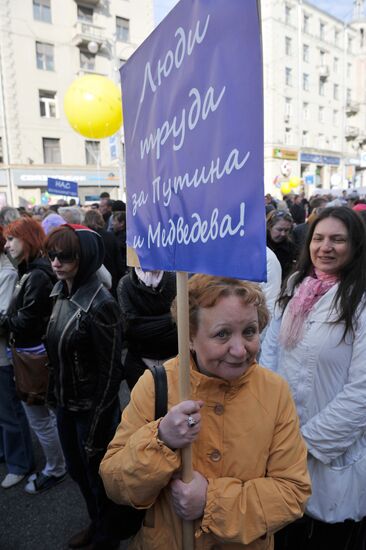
0, 0, 154, 206
262, 0, 366, 196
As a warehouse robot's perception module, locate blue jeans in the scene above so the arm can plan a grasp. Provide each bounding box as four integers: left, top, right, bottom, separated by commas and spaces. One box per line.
0, 364, 34, 475
56, 400, 121, 546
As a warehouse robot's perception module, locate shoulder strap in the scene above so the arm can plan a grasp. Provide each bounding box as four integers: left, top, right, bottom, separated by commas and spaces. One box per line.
149, 365, 168, 419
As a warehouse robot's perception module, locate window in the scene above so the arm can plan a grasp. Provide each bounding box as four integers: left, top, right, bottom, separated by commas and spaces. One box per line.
334, 29, 340, 45
303, 44, 309, 62
333, 83, 339, 100
77, 5, 93, 22
333, 109, 338, 125
320, 21, 326, 40
333, 136, 339, 150
347, 62, 352, 78
285, 67, 292, 86
36, 41, 54, 70
333, 57, 339, 73
319, 50, 326, 65
39, 90, 57, 118
318, 133, 325, 148
284, 127, 292, 145
346, 88, 352, 103
33, 0, 51, 23
303, 102, 309, 120
116, 17, 129, 42
85, 141, 100, 165
348, 36, 353, 52
303, 73, 309, 91
319, 78, 325, 96
303, 13, 310, 33
302, 130, 309, 147
80, 50, 95, 71
285, 97, 292, 116
318, 106, 325, 123
285, 36, 292, 56
285, 5, 292, 25
43, 138, 61, 164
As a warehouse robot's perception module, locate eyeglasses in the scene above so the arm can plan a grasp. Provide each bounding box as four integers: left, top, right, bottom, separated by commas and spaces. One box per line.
48, 251, 78, 263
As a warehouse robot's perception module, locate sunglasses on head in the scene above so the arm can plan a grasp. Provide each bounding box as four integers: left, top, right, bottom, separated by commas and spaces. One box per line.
48, 251, 77, 263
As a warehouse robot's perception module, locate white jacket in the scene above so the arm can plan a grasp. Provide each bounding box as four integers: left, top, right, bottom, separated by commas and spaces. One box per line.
0, 254, 18, 366
260, 282, 366, 523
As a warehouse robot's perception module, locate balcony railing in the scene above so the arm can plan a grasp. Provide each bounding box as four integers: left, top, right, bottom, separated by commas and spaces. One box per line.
346, 101, 360, 115
318, 65, 329, 80
72, 21, 105, 48
345, 126, 360, 139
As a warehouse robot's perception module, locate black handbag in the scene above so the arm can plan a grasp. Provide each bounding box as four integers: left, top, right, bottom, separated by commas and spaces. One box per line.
111, 364, 168, 540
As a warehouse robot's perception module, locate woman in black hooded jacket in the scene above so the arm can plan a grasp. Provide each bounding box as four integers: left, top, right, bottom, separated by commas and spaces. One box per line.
45, 224, 123, 550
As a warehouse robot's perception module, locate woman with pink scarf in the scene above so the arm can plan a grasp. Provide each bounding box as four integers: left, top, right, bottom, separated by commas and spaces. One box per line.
261, 206, 366, 549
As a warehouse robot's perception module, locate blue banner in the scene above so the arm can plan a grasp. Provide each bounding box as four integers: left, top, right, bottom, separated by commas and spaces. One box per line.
47, 177, 78, 197
301, 153, 341, 166
121, 0, 266, 281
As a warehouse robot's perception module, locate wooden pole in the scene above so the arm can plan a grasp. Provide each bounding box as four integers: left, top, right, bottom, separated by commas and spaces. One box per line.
176, 271, 195, 550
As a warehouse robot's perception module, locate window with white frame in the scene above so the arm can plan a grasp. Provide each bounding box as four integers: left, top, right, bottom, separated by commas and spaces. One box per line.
303, 44, 309, 62
116, 17, 130, 42
333, 109, 338, 125
302, 130, 309, 147
39, 90, 57, 118
319, 78, 325, 96
318, 106, 325, 123
333, 83, 339, 100
77, 5, 93, 22
285, 4, 292, 25
333, 136, 339, 150
334, 29, 340, 45
303, 73, 309, 91
320, 21, 326, 40
285, 97, 292, 117
36, 41, 54, 70
285, 67, 292, 86
318, 133, 325, 148
285, 36, 292, 56
303, 13, 310, 33
85, 141, 100, 165
284, 127, 292, 145
43, 138, 61, 164
80, 50, 95, 71
346, 88, 352, 103
319, 49, 326, 65
348, 36, 353, 53
33, 0, 51, 23
347, 62, 352, 78
303, 102, 309, 120
333, 57, 339, 73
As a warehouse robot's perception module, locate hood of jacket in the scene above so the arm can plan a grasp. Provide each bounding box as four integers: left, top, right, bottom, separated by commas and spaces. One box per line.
19, 255, 55, 281
67, 224, 105, 293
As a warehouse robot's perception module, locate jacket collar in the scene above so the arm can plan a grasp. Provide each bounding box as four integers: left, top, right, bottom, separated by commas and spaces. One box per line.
50, 275, 103, 313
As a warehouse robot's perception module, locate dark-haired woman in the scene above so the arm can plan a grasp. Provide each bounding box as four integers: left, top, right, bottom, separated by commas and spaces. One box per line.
261, 206, 366, 549
266, 210, 297, 281
44, 224, 123, 550
1, 218, 66, 494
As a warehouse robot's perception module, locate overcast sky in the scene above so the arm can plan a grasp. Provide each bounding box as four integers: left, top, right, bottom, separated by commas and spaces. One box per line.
154, 0, 356, 25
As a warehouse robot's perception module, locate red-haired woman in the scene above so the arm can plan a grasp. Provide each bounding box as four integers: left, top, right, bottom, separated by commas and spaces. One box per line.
0, 218, 66, 494
0, 226, 34, 489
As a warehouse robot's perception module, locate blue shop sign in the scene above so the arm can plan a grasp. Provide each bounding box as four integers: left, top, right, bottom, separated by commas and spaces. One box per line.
47, 177, 78, 197
301, 153, 340, 166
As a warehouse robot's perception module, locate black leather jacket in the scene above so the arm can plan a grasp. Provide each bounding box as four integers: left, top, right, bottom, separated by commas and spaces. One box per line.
46, 274, 123, 454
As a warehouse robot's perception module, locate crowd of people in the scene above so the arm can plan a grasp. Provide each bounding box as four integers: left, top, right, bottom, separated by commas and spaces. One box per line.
0, 189, 366, 550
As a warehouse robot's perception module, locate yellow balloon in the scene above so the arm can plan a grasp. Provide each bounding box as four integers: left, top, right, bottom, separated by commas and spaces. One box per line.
289, 176, 301, 188
64, 75, 122, 139
280, 182, 292, 195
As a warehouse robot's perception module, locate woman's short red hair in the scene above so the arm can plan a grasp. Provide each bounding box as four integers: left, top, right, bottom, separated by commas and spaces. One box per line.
4, 217, 46, 262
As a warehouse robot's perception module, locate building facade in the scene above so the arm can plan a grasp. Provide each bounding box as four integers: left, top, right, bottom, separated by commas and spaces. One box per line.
0, 0, 154, 206
262, 0, 366, 196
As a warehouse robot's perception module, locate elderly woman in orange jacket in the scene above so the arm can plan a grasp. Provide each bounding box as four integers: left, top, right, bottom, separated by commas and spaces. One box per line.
100, 275, 311, 549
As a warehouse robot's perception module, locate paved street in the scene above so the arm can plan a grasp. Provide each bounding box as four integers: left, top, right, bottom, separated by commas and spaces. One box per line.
0, 383, 131, 550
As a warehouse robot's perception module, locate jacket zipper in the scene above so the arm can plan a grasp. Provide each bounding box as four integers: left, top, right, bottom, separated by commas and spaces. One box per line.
58, 308, 82, 406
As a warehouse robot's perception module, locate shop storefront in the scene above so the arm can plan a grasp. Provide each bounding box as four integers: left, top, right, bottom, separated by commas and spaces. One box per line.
300, 152, 341, 191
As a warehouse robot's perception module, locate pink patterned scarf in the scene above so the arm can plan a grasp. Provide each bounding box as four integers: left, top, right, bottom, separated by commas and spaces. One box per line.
279, 268, 339, 349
